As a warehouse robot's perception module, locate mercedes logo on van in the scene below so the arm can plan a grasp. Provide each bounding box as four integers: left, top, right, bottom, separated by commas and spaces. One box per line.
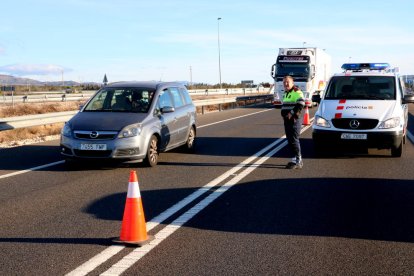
349, 120, 360, 129
90, 131, 99, 139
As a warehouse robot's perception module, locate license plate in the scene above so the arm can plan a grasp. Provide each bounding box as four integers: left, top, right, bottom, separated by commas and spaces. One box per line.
340, 133, 367, 140
80, 143, 107, 150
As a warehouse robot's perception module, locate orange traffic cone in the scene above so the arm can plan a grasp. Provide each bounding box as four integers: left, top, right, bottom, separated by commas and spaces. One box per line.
302, 106, 310, 125
114, 170, 153, 246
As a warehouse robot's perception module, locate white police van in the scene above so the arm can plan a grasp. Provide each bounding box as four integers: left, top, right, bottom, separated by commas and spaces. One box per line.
312, 63, 414, 157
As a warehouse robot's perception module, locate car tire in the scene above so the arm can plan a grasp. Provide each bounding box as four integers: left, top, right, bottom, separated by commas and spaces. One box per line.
144, 135, 159, 167
391, 140, 403, 157
183, 126, 196, 152
64, 158, 80, 169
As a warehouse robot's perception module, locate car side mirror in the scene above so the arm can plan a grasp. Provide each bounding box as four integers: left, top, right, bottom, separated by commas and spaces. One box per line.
312, 94, 321, 104
403, 94, 414, 104
160, 106, 175, 113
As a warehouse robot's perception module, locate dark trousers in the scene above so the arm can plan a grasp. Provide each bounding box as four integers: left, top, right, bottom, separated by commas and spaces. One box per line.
283, 117, 302, 159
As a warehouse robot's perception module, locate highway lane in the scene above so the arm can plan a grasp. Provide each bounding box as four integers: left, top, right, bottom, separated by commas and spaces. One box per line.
0, 106, 282, 275
0, 105, 413, 275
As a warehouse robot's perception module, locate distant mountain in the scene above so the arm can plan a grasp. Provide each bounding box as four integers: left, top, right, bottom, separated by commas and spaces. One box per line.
0, 74, 44, 85
0, 74, 97, 86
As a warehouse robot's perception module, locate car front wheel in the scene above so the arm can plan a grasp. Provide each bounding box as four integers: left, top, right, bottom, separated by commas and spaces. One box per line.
144, 135, 159, 167
391, 140, 403, 158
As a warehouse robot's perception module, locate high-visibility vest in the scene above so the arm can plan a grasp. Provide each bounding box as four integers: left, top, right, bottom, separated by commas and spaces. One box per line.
281, 86, 305, 115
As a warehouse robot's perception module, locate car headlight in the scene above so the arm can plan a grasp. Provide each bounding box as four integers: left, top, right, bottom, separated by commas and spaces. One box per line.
61, 123, 72, 137
379, 117, 400, 129
118, 124, 142, 138
315, 115, 331, 128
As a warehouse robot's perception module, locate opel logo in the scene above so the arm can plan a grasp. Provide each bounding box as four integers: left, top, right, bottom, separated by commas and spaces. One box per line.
349, 120, 360, 129
90, 131, 99, 139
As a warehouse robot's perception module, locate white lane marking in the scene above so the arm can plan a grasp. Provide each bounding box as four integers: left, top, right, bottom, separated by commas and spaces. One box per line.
198, 109, 271, 129
66, 137, 286, 276
65, 246, 125, 276
0, 160, 65, 179
100, 124, 311, 275
100, 127, 312, 276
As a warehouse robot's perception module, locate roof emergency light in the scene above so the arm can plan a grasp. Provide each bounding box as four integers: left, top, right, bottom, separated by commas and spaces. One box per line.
341, 63, 390, 71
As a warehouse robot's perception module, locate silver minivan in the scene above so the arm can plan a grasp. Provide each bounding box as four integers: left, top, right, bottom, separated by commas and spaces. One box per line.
60, 81, 197, 166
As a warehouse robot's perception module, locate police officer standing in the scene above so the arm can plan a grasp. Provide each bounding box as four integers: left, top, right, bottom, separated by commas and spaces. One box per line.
281, 76, 305, 169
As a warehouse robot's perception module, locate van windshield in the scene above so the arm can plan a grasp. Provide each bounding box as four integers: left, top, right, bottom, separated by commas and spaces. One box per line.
83, 87, 155, 113
324, 76, 396, 100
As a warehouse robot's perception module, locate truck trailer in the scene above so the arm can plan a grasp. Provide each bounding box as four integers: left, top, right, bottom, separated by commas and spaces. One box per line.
271, 47, 331, 107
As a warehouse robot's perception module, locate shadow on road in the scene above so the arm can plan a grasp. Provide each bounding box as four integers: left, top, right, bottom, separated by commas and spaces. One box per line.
183, 177, 414, 243
79, 177, 414, 244
0, 237, 112, 246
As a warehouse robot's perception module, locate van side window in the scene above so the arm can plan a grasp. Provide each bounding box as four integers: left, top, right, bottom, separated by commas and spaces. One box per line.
169, 87, 184, 108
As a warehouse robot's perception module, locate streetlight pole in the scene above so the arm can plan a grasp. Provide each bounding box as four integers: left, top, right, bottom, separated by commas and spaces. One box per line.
217, 17, 222, 89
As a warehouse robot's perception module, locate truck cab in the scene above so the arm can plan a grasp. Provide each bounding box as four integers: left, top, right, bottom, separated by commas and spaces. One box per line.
312, 63, 414, 157
271, 47, 331, 107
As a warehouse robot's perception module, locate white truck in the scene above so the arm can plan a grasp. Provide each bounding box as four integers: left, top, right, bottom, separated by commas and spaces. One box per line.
270, 47, 331, 107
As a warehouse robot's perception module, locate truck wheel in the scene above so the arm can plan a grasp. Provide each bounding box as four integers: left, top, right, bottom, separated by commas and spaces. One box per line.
391, 141, 403, 157
144, 135, 159, 167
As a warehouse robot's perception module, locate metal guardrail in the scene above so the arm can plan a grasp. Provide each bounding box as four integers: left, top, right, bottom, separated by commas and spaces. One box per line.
0, 111, 77, 131
0, 94, 272, 131
0, 88, 268, 104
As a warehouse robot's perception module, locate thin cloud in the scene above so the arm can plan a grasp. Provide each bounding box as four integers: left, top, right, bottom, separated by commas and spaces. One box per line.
0, 64, 71, 76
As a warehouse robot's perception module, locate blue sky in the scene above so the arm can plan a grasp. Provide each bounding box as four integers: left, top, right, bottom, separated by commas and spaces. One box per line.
0, 0, 413, 84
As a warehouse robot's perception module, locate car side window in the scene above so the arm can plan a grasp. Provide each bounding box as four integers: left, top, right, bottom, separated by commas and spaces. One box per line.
158, 89, 173, 108
169, 87, 184, 108
180, 87, 193, 104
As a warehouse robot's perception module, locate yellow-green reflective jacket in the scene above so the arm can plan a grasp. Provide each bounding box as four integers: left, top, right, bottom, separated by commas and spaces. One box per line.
281, 86, 305, 118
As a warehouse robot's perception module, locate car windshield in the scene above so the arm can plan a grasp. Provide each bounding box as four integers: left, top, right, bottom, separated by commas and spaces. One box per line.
83, 87, 155, 113
324, 76, 396, 100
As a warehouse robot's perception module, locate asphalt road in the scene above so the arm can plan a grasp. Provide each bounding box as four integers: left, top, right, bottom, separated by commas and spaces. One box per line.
1, 104, 414, 275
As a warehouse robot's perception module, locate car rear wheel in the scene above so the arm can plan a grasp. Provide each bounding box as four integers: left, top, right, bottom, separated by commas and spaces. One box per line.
144, 135, 159, 167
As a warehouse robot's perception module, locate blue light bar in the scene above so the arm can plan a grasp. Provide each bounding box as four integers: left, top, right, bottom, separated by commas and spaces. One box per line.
341, 63, 390, 71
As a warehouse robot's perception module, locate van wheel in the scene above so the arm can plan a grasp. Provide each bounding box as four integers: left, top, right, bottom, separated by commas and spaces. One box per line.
184, 126, 196, 152
144, 135, 159, 167
391, 141, 403, 157
313, 140, 326, 157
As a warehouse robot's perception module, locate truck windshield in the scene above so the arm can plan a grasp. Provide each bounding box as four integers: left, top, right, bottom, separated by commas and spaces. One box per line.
275, 63, 310, 78
324, 76, 396, 100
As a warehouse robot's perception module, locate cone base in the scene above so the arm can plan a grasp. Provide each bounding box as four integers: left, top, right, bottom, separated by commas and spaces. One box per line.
112, 235, 154, 247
